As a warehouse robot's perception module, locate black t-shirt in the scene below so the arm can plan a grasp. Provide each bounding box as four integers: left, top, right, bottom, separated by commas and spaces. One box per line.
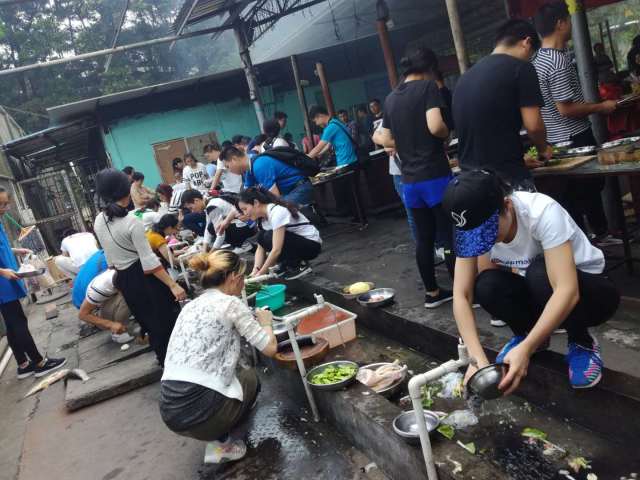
452, 54, 544, 182
382, 80, 451, 183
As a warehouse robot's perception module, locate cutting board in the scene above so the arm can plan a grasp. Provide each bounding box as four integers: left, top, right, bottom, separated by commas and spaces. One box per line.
534, 155, 596, 173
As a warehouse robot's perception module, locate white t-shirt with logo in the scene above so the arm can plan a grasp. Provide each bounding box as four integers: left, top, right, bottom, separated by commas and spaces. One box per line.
85, 270, 118, 307
215, 159, 243, 193
182, 162, 209, 191
490, 192, 604, 274
261, 204, 322, 244
61, 232, 99, 267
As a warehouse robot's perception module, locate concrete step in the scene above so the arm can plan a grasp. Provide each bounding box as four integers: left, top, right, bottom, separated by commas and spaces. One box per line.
288, 275, 640, 447
270, 326, 640, 480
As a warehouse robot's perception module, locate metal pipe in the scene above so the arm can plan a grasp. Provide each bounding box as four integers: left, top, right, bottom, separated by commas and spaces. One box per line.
104, 0, 131, 72
376, 20, 399, 89
291, 55, 315, 149
0, 346, 13, 379
0, 23, 231, 77
407, 342, 474, 480
444, 0, 469, 74
233, 23, 266, 131
169, 0, 200, 52
315, 62, 336, 117
605, 19, 619, 73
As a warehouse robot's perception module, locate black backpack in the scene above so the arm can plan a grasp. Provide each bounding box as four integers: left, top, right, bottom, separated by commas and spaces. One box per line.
256, 146, 320, 177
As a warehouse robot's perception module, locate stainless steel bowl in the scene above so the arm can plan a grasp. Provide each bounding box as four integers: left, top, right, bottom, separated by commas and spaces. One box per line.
16, 268, 46, 278
553, 141, 574, 150
567, 145, 597, 156
358, 362, 407, 397
357, 288, 396, 308
466, 363, 507, 400
306, 360, 359, 391
601, 136, 640, 150
393, 410, 440, 445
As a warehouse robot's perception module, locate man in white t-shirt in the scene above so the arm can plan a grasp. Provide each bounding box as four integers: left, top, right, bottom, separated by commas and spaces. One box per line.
182, 153, 210, 193
443, 170, 619, 392
54, 229, 99, 279
77, 269, 134, 344
212, 145, 244, 194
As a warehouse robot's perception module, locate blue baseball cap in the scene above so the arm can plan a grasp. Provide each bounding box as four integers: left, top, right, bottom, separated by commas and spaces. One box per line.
442, 170, 504, 258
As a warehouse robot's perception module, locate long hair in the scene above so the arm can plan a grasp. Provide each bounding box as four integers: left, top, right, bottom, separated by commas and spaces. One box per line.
152, 214, 179, 234
238, 186, 299, 219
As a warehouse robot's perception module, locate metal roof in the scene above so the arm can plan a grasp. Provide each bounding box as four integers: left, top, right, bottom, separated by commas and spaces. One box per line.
172, 0, 246, 32
2, 118, 96, 170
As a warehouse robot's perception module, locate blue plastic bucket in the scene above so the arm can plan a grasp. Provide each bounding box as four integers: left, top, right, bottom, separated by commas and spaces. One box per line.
255, 284, 287, 311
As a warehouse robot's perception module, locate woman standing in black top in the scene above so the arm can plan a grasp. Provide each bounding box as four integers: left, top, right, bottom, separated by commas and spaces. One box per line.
373, 45, 454, 309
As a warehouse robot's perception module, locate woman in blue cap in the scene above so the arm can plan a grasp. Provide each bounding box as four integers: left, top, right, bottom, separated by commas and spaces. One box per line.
442, 170, 619, 393
0, 187, 66, 379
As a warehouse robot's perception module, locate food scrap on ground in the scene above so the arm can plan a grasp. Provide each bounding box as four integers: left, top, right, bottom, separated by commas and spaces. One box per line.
568, 456, 592, 473
436, 424, 455, 440
456, 440, 476, 455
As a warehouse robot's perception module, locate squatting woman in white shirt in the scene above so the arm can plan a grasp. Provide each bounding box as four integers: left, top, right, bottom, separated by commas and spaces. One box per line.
238, 187, 322, 280
442, 170, 619, 393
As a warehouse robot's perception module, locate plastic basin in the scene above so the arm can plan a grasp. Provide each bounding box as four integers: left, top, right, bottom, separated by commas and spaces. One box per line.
256, 284, 286, 310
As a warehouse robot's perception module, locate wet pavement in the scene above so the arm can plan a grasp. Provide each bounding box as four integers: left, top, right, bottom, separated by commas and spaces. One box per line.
313, 212, 640, 379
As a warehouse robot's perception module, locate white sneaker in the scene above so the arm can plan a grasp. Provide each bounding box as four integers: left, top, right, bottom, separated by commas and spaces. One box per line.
111, 332, 135, 344
232, 242, 253, 255
490, 317, 507, 327
203, 439, 247, 464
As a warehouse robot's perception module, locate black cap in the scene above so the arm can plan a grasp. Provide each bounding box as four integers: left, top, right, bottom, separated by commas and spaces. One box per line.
442, 170, 504, 230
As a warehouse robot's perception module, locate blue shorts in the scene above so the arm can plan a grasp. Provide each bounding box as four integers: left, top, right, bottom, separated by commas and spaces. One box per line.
403, 176, 453, 209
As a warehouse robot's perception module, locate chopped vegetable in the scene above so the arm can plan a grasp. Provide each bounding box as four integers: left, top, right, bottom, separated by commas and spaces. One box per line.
421, 382, 442, 408
527, 146, 538, 158
521, 427, 548, 441
309, 365, 357, 385
457, 441, 476, 455
586, 474, 598, 480
437, 424, 455, 440
568, 456, 591, 474
245, 282, 263, 296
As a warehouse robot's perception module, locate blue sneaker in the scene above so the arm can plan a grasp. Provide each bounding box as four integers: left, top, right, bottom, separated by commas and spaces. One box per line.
567, 338, 602, 389
496, 336, 526, 364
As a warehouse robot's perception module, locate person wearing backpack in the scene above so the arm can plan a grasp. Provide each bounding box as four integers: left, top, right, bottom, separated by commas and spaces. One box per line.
220, 145, 316, 206
239, 187, 322, 280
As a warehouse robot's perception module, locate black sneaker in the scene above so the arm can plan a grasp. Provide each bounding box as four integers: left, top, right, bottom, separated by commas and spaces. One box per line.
283, 263, 312, 281
17, 362, 36, 379
34, 357, 67, 378
424, 288, 453, 309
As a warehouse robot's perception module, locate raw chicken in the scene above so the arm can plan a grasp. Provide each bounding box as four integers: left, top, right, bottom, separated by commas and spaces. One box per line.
356, 360, 407, 392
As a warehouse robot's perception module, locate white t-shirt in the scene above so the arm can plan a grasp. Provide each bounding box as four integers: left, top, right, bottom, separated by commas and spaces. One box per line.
259, 137, 289, 153
215, 159, 243, 193
169, 182, 188, 214
204, 197, 248, 248
261, 204, 322, 244
389, 154, 402, 176
490, 192, 605, 274
85, 270, 118, 307
60, 232, 99, 267
141, 211, 161, 231
182, 162, 209, 191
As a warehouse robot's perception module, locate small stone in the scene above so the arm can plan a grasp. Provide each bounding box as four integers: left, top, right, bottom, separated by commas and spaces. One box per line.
120, 344, 130, 351
364, 462, 378, 473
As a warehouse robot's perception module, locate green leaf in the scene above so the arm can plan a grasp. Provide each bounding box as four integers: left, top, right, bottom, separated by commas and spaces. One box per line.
521, 427, 548, 441
437, 424, 455, 440
457, 440, 476, 455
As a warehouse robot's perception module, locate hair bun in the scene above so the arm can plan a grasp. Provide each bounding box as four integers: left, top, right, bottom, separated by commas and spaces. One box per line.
189, 254, 209, 272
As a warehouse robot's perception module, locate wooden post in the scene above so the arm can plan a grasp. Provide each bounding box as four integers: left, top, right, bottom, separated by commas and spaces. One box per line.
291, 55, 315, 148
376, 20, 399, 89
233, 23, 266, 131
315, 62, 336, 117
444, 0, 469, 74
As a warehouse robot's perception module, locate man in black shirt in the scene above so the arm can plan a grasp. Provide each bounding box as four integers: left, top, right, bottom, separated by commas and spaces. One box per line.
453, 19, 552, 191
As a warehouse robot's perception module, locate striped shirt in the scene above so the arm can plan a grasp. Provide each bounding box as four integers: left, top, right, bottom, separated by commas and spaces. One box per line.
85, 269, 117, 307
169, 182, 187, 214
532, 48, 590, 143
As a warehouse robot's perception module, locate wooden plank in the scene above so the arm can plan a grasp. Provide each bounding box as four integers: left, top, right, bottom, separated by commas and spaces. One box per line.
533, 155, 596, 174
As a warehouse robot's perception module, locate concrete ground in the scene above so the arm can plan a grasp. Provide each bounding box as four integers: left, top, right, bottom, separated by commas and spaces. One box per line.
314, 211, 640, 378
0, 292, 386, 480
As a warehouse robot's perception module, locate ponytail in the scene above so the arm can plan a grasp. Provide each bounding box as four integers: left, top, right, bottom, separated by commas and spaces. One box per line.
189, 250, 247, 289
104, 203, 129, 221
238, 186, 299, 219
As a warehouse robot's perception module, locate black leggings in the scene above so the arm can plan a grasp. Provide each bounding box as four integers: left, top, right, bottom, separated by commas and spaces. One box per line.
115, 261, 180, 365
410, 204, 454, 292
257, 230, 321, 267
1, 300, 43, 365
474, 257, 619, 345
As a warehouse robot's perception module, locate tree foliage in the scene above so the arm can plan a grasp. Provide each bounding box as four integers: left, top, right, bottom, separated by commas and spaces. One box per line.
0, 0, 196, 133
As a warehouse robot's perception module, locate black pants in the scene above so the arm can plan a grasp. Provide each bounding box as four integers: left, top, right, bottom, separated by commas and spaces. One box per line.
208, 223, 255, 248
561, 129, 608, 236
257, 230, 321, 267
411, 204, 455, 292
1, 300, 43, 365
334, 163, 367, 223
474, 257, 619, 346
115, 261, 180, 365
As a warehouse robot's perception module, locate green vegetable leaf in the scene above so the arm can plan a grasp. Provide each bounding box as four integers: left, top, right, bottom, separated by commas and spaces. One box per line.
309, 365, 356, 385
437, 424, 455, 440
521, 427, 548, 441
568, 456, 591, 473
457, 440, 476, 455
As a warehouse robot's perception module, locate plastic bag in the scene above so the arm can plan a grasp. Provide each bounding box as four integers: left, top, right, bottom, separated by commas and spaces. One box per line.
437, 372, 464, 399
441, 409, 479, 429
